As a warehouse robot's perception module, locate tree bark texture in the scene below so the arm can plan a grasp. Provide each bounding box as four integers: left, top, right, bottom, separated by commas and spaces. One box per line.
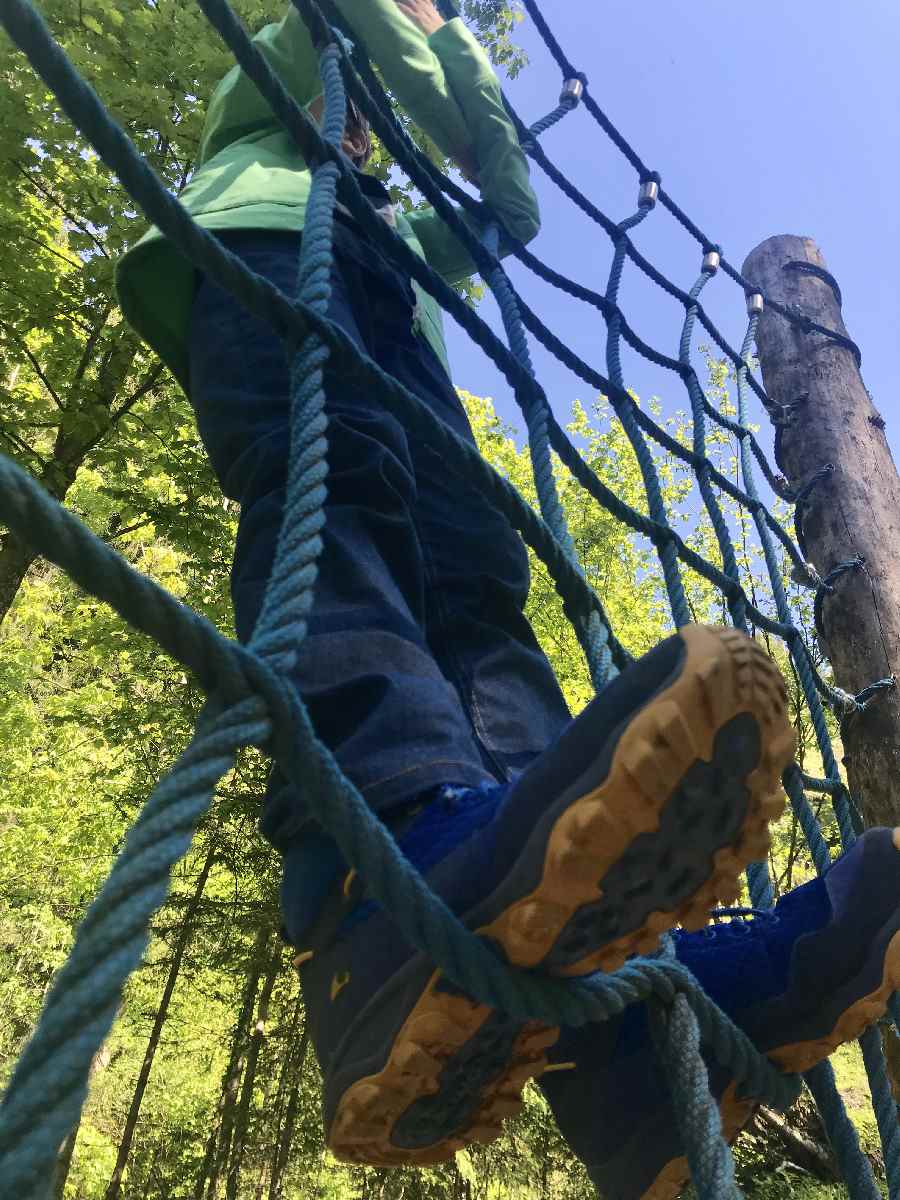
201, 924, 271, 1200
103, 844, 216, 1200
743, 235, 900, 829
268, 1023, 310, 1200
225, 953, 280, 1200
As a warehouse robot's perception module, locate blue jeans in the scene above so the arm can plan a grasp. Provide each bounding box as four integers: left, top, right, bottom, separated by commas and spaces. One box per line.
188, 226, 570, 884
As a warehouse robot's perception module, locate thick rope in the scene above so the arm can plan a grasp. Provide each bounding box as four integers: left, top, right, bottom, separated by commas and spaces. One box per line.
515, 0, 864, 367
481, 220, 616, 687
805, 1061, 883, 1200
859, 1026, 900, 1198
651, 995, 742, 1199
0, 0, 892, 1196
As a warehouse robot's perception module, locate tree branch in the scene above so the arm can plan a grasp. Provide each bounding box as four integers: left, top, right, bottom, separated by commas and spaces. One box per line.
110, 361, 165, 424
0, 278, 93, 337
754, 1106, 839, 1181
71, 303, 113, 386
0, 424, 46, 467
13, 160, 110, 260
0, 224, 81, 270
0, 318, 66, 410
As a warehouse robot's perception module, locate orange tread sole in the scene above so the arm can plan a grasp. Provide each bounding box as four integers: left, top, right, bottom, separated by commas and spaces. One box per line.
330, 625, 797, 1167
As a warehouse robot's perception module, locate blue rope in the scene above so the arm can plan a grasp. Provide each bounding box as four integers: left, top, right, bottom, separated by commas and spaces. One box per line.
481, 220, 616, 688
813, 557, 864, 640
860, 1025, 900, 1198
0, 0, 892, 1196
651, 995, 742, 1199
519, 71, 585, 153
604, 202, 692, 630
610, 220, 773, 907
515, 0, 865, 366
250, 41, 343, 666
681, 264, 748, 632
805, 1061, 883, 1200
507, 241, 818, 584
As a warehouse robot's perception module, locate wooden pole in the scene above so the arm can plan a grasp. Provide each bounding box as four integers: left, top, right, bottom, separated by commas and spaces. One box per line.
742, 235, 900, 830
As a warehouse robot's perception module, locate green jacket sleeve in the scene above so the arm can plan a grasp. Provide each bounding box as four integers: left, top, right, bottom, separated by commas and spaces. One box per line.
197, 5, 539, 287
405, 18, 540, 285
199, 1, 473, 169
329, 0, 472, 163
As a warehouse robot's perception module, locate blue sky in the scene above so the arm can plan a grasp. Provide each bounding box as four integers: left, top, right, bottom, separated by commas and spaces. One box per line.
443, 1, 900, 471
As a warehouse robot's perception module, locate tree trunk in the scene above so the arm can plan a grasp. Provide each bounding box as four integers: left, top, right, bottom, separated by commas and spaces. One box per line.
754, 1105, 839, 1181
225, 952, 280, 1200
267, 991, 303, 1163
53, 1126, 79, 1200
0, 531, 41, 625
268, 1024, 310, 1200
52, 1039, 115, 1198
743, 235, 900, 830
249, 1034, 280, 1200
253, 1161, 270, 1200
194, 1124, 223, 1200
103, 844, 216, 1200
0, 425, 83, 622
200, 925, 271, 1200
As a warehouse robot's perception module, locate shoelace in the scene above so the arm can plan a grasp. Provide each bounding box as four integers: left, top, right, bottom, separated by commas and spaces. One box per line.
699, 906, 779, 938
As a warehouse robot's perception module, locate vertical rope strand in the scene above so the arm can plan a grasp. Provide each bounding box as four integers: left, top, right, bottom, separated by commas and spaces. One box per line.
0, 3, 889, 1199
481, 221, 615, 688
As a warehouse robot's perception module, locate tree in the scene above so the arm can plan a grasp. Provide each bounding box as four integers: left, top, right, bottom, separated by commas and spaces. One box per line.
103, 843, 218, 1200
1, 3, 879, 1195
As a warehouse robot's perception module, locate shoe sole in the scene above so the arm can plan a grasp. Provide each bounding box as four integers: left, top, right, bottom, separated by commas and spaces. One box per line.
330, 625, 796, 1167
640, 915, 900, 1199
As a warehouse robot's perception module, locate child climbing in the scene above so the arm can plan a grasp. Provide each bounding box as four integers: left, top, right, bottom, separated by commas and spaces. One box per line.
114, 0, 900, 1192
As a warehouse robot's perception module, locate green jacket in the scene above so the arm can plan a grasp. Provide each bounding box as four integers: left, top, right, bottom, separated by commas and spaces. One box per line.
115, 0, 539, 392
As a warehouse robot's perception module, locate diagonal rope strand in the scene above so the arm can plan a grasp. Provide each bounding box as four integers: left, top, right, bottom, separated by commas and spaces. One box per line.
0, 0, 893, 1196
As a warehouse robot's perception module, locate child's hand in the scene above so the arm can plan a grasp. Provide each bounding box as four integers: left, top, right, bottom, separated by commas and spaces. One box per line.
394, 0, 445, 37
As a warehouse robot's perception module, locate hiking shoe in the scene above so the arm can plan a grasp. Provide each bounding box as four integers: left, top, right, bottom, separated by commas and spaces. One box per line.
289, 624, 794, 1166
539, 827, 900, 1200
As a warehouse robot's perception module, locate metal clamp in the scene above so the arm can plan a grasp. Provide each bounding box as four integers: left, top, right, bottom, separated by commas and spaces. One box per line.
639, 179, 659, 208
746, 292, 764, 315
702, 249, 721, 274
560, 77, 584, 105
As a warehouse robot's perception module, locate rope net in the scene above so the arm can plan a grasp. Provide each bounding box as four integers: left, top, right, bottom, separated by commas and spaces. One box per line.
0, 0, 896, 1196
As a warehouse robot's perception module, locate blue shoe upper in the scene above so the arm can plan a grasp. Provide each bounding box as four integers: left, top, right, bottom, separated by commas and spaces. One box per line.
391, 782, 504, 880
290, 781, 517, 1125
541, 828, 900, 1200
280, 782, 504, 946
674, 877, 833, 1023
339, 782, 507, 935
